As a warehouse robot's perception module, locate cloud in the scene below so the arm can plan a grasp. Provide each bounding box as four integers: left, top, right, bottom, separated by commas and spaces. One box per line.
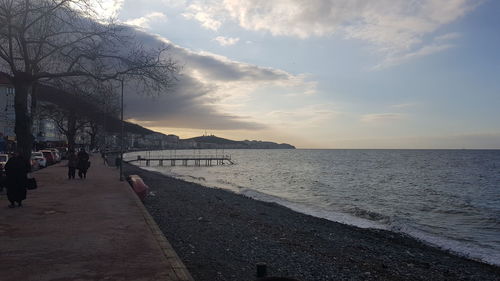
435, 32, 462, 41
266, 104, 338, 127
341, 1, 473, 54
391, 103, 418, 109
361, 113, 404, 123
183, 0, 478, 67
124, 75, 267, 130
125, 12, 168, 29
373, 42, 454, 70
121, 27, 315, 131
182, 2, 225, 30
161, 0, 188, 7
88, 0, 125, 19
214, 36, 240, 46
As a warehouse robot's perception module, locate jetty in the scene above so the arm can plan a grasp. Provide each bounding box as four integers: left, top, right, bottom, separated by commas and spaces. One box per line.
127, 154, 234, 166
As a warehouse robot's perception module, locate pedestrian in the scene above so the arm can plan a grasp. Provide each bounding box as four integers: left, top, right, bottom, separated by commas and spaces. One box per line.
67, 149, 78, 179
115, 156, 121, 169
101, 149, 108, 165
5, 151, 30, 208
0, 168, 6, 193
77, 148, 90, 179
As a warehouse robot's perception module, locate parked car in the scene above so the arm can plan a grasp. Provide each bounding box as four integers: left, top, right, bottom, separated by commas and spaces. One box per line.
40, 150, 56, 166
56, 147, 68, 159
48, 148, 61, 162
31, 151, 47, 168
0, 154, 8, 171
30, 157, 40, 171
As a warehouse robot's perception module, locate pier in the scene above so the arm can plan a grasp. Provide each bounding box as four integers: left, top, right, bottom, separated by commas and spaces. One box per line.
127, 154, 234, 167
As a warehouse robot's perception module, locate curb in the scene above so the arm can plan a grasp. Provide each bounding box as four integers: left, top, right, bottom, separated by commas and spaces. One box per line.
124, 180, 195, 281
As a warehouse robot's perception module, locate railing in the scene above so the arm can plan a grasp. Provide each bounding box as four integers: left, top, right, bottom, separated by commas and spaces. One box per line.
126, 154, 234, 166
132, 154, 231, 160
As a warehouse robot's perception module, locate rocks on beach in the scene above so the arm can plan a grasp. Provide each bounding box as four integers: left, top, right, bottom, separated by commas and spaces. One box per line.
124, 164, 500, 281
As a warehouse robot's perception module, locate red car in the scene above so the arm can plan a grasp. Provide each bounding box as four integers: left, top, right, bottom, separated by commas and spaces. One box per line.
40, 150, 56, 166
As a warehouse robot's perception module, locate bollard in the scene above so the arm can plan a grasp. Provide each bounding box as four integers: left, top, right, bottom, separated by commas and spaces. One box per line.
256, 263, 267, 278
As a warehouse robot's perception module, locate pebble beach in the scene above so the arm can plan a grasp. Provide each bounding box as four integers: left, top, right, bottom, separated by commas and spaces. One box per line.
124, 163, 500, 281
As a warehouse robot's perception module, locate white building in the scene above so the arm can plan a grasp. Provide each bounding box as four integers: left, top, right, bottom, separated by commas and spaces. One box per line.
0, 74, 66, 147
0, 76, 16, 139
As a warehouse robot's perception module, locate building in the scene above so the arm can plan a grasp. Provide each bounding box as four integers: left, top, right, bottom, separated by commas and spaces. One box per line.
0, 75, 16, 139
0, 73, 66, 150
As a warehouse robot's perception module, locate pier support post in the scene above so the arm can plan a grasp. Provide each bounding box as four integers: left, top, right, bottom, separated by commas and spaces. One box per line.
256, 263, 267, 278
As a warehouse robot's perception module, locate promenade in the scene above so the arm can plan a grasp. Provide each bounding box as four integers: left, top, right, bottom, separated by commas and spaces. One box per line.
0, 154, 193, 281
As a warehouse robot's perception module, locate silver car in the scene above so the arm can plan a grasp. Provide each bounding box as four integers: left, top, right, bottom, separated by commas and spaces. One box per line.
32, 152, 47, 168
0, 154, 8, 171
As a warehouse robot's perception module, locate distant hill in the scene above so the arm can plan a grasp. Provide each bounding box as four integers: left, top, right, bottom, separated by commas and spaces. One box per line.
183, 135, 295, 149
185, 135, 241, 145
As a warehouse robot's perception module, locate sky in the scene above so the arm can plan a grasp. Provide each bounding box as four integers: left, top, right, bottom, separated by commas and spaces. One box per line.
98, 0, 500, 149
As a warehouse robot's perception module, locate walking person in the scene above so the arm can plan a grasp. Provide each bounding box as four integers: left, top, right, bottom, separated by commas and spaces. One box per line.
100, 149, 107, 165
67, 149, 78, 179
115, 156, 121, 169
77, 148, 90, 179
5, 152, 30, 208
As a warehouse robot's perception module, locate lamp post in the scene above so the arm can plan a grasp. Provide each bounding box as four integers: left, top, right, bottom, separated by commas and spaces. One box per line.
119, 79, 124, 181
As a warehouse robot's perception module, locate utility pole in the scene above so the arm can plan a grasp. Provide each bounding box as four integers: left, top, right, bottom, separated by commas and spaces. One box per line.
119, 79, 124, 181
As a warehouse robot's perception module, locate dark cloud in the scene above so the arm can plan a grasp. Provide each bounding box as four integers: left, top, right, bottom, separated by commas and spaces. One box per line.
176, 51, 289, 82
120, 27, 284, 130
123, 73, 267, 130
133, 29, 290, 82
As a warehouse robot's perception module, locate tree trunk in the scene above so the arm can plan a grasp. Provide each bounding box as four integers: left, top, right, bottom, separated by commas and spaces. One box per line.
89, 121, 98, 150
89, 132, 97, 150
13, 76, 34, 160
66, 113, 77, 151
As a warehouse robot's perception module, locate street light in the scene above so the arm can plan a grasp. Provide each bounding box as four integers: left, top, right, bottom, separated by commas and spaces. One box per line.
119, 78, 124, 181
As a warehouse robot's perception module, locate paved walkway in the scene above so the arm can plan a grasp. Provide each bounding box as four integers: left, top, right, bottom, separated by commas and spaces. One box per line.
0, 154, 193, 281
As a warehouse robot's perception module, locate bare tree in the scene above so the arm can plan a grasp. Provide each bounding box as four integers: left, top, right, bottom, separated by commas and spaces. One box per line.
70, 79, 119, 150
0, 0, 178, 158
37, 77, 120, 151
84, 80, 119, 150
37, 100, 87, 150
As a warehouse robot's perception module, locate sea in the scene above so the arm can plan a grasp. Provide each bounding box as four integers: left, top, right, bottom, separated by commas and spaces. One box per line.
125, 149, 500, 266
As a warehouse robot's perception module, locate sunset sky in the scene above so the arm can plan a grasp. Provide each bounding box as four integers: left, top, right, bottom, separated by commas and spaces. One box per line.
100, 0, 500, 149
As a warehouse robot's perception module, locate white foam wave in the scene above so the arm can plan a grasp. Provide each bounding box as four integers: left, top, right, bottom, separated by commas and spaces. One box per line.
388, 221, 500, 266
239, 188, 387, 230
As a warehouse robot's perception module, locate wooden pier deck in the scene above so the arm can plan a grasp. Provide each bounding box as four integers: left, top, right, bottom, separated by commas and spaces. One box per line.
126, 155, 234, 167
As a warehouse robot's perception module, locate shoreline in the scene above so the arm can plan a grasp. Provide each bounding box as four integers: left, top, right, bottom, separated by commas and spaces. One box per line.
124, 163, 500, 281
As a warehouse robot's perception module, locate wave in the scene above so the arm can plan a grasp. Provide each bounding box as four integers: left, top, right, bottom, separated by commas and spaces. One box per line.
388, 221, 500, 266
344, 206, 391, 223
190, 178, 500, 266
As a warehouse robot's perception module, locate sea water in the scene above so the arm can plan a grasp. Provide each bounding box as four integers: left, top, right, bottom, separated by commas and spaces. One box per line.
125, 149, 500, 265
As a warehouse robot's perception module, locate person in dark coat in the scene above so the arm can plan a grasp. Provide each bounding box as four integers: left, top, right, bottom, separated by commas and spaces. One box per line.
77, 148, 90, 179
67, 149, 78, 179
5, 152, 30, 208
115, 156, 121, 169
